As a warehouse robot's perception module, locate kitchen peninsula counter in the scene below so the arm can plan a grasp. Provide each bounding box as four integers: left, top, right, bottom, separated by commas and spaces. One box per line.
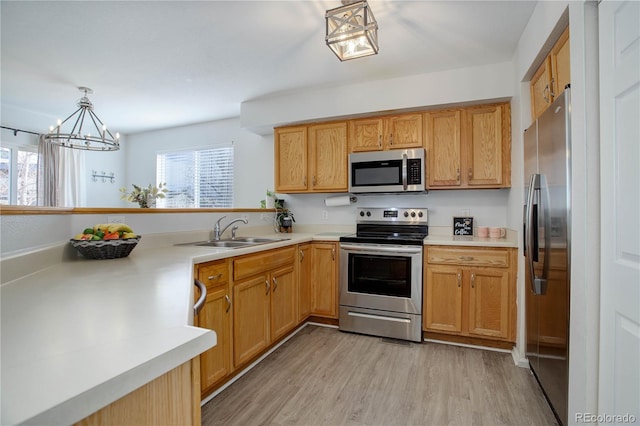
0, 232, 321, 425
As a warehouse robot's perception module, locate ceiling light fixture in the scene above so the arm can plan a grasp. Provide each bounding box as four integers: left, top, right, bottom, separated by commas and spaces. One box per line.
43, 87, 120, 151
325, 0, 379, 61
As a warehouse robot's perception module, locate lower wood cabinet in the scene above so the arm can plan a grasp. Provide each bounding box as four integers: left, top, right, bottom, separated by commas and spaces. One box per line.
424, 246, 516, 342
194, 259, 232, 396
310, 242, 338, 319
75, 359, 200, 426
194, 242, 339, 398
232, 246, 297, 367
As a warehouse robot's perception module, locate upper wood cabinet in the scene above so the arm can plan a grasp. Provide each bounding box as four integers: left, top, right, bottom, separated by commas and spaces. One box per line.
274, 122, 347, 193
425, 102, 511, 189
274, 126, 308, 192
308, 122, 348, 192
349, 113, 423, 152
530, 26, 570, 121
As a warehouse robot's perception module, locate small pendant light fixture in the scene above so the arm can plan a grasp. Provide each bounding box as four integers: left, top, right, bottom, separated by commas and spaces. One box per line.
43, 87, 120, 151
325, 0, 379, 61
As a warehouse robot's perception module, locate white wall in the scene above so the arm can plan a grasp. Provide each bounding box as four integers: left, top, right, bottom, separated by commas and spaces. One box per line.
125, 118, 273, 208
242, 61, 514, 135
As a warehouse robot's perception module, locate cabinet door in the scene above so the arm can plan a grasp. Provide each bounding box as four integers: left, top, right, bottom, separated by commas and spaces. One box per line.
275, 126, 308, 192
311, 243, 338, 318
464, 105, 505, 187
551, 27, 570, 99
309, 122, 348, 192
197, 285, 232, 393
298, 244, 312, 322
530, 56, 553, 120
270, 264, 297, 341
424, 265, 463, 333
385, 113, 423, 149
425, 110, 462, 187
233, 274, 270, 366
349, 118, 383, 152
467, 268, 510, 339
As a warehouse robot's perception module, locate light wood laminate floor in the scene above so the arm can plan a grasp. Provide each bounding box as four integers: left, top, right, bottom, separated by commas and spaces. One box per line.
202, 325, 558, 426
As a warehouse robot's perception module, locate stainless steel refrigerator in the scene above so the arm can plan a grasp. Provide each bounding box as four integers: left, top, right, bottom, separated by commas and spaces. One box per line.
524, 87, 571, 425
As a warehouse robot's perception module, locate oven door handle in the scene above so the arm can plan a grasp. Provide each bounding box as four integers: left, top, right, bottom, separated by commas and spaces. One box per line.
340, 244, 422, 254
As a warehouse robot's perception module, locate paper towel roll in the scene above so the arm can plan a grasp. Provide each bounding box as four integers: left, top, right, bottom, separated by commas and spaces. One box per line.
324, 195, 356, 207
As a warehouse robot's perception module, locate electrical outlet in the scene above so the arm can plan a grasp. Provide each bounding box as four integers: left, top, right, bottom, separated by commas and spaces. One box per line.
322, 210, 329, 220
108, 215, 126, 223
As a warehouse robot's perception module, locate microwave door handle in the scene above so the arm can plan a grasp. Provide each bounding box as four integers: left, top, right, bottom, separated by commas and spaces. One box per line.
402, 153, 408, 190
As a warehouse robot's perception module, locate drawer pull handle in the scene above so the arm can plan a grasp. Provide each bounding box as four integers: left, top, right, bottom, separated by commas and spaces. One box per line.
208, 273, 223, 281
457, 273, 461, 288
273, 277, 278, 292
265, 280, 270, 294
471, 273, 476, 288
299, 250, 304, 262
225, 295, 231, 313
460, 256, 474, 261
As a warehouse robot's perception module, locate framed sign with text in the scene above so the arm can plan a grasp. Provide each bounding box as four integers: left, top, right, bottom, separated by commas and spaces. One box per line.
453, 217, 474, 236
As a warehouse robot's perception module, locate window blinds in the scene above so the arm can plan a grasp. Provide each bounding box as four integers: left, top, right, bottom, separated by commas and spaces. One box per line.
157, 146, 233, 208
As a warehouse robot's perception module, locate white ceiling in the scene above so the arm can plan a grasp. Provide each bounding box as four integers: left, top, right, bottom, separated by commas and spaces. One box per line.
1, 0, 536, 135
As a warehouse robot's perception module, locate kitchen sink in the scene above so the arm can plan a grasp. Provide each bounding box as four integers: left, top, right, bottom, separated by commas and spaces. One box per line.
176, 237, 289, 249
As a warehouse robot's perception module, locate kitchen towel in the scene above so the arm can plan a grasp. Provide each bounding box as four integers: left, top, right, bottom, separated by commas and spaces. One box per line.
324, 195, 357, 207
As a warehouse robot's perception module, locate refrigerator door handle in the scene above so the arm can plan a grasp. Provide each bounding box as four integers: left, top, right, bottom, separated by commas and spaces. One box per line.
526, 174, 547, 295
539, 173, 552, 293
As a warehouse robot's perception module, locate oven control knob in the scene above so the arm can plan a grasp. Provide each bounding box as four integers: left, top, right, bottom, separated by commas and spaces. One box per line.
359, 211, 365, 217
410, 211, 416, 218
418, 211, 424, 218
404, 211, 409, 218
366, 211, 371, 217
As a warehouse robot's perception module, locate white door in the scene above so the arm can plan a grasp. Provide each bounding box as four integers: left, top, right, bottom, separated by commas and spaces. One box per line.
599, 0, 640, 420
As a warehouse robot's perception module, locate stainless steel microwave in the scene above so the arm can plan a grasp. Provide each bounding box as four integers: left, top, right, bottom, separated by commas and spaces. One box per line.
348, 148, 426, 193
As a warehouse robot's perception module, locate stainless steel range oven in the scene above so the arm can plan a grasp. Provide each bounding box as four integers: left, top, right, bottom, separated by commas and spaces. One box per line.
339, 207, 428, 342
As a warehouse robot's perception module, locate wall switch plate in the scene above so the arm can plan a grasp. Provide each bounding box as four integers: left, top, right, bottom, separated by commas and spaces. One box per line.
108, 215, 126, 223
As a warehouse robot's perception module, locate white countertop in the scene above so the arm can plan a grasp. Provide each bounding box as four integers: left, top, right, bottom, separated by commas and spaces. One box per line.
0, 228, 516, 424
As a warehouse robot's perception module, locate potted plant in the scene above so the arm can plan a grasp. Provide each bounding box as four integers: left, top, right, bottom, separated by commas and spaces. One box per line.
275, 203, 295, 233
120, 183, 168, 208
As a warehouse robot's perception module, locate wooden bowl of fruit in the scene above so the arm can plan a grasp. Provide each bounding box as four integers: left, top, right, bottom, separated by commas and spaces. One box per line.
70, 223, 141, 260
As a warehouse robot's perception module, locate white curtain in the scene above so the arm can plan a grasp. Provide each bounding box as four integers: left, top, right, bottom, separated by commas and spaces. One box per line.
59, 147, 86, 207
37, 135, 59, 206
37, 137, 86, 207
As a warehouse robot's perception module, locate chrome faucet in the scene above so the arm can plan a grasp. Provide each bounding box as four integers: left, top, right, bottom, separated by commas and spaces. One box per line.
213, 216, 248, 240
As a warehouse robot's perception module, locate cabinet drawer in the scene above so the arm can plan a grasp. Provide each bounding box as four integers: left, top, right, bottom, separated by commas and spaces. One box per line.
427, 247, 509, 268
234, 247, 296, 281
197, 260, 229, 288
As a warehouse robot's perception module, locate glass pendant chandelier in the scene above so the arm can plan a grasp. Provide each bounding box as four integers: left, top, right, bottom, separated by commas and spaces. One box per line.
43, 87, 120, 151
325, 0, 379, 61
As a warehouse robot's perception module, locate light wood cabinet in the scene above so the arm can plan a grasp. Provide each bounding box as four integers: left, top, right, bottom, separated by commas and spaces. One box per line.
310, 242, 339, 319
232, 247, 297, 366
275, 122, 347, 193
425, 103, 511, 189
75, 360, 200, 426
274, 126, 307, 192
308, 122, 348, 191
349, 113, 422, 152
298, 243, 313, 322
194, 259, 232, 397
424, 246, 516, 342
530, 26, 570, 120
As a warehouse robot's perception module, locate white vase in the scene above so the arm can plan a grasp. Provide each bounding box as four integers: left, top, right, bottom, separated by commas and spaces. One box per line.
265, 196, 275, 209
